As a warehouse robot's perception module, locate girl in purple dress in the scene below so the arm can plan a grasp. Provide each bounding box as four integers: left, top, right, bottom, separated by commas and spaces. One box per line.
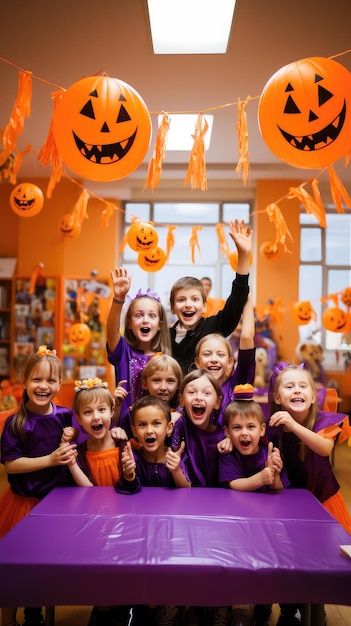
0, 346, 77, 626
106, 267, 171, 436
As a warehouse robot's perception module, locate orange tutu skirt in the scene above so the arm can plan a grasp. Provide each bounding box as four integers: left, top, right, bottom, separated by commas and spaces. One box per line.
323, 491, 351, 535
0, 487, 40, 538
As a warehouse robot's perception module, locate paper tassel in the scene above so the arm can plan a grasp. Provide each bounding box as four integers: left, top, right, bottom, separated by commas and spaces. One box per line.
29, 262, 45, 295
184, 113, 208, 191
38, 90, 65, 198
216, 223, 231, 258
266, 203, 293, 250
189, 226, 202, 263
287, 184, 326, 228
9, 144, 32, 185
321, 292, 339, 307
328, 164, 351, 213
166, 224, 177, 261
71, 189, 90, 227
0, 71, 32, 166
235, 97, 250, 186
100, 201, 118, 229
311, 178, 327, 228
144, 112, 170, 190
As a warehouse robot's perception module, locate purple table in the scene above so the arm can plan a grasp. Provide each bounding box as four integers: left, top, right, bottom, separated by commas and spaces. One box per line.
0, 487, 350, 609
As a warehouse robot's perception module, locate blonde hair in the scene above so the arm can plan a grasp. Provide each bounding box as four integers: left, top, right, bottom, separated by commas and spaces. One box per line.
124, 297, 171, 354
142, 354, 182, 388
73, 385, 114, 418
224, 399, 265, 428
195, 333, 233, 359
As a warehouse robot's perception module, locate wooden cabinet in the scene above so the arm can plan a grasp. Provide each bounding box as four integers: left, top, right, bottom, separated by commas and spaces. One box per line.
0, 279, 13, 381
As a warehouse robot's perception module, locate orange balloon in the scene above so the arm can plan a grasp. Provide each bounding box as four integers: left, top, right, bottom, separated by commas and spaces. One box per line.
59, 213, 82, 239
68, 323, 91, 347
291, 300, 315, 325
127, 221, 158, 253
259, 241, 284, 261
137, 246, 166, 272
228, 251, 253, 271
53, 75, 151, 182
341, 287, 351, 308
10, 183, 44, 217
322, 307, 349, 332
258, 57, 351, 169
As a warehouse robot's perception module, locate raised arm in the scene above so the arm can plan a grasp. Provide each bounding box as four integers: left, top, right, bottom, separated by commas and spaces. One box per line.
239, 293, 255, 350
107, 267, 132, 353
228, 219, 252, 275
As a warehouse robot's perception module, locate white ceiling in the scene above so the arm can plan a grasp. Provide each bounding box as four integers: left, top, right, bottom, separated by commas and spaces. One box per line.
1, 0, 351, 200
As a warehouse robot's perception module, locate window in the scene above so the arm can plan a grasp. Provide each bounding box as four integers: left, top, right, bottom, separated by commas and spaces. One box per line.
121, 202, 251, 321
299, 210, 351, 365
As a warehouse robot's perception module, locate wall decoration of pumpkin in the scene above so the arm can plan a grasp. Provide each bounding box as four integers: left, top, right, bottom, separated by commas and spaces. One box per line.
341, 287, 351, 309
10, 183, 44, 217
322, 306, 350, 332
258, 57, 351, 169
52, 75, 151, 182
59, 213, 82, 239
137, 246, 166, 272
291, 300, 316, 325
68, 322, 92, 347
259, 240, 284, 261
127, 220, 158, 253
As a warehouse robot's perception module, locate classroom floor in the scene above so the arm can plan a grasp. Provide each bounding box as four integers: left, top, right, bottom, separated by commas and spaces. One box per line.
1, 441, 350, 626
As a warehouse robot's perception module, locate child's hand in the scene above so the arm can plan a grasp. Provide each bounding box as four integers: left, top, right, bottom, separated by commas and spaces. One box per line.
217, 436, 233, 454
61, 426, 78, 444
120, 441, 136, 479
228, 219, 252, 255
165, 440, 185, 472
110, 427, 128, 441
269, 410, 296, 433
114, 380, 128, 406
51, 442, 77, 466
260, 466, 275, 486
266, 441, 283, 475
110, 267, 132, 301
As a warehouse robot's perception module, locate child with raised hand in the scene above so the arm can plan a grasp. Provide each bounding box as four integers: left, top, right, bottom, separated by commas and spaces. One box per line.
0, 346, 77, 626
170, 219, 252, 375
116, 395, 189, 626
269, 364, 351, 534
107, 267, 171, 421
67, 377, 129, 626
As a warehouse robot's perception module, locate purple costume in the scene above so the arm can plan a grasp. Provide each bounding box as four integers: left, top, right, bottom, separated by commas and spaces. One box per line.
267, 410, 344, 503
107, 336, 152, 436
171, 414, 224, 487
215, 347, 256, 427
0, 404, 74, 498
218, 442, 290, 491
116, 446, 190, 494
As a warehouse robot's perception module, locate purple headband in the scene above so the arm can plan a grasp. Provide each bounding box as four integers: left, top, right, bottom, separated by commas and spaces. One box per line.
127, 287, 161, 304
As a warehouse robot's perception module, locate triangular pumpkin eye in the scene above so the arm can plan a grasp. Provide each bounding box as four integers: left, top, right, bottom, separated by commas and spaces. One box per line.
284, 95, 301, 114
318, 85, 333, 107
80, 99, 95, 119
116, 104, 131, 124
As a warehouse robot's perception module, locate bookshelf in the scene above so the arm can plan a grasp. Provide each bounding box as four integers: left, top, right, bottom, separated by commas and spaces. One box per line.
0, 279, 13, 380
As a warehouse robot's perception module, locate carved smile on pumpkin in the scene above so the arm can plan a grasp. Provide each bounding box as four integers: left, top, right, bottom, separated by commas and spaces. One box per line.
278, 100, 346, 152
13, 198, 35, 210
72, 128, 137, 164
144, 255, 160, 266
136, 236, 156, 249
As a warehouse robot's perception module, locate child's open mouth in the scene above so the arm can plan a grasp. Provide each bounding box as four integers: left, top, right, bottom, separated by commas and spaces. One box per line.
92, 424, 103, 431
192, 405, 205, 417
240, 440, 250, 448
145, 437, 156, 444
183, 311, 195, 319
140, 327, 151, 335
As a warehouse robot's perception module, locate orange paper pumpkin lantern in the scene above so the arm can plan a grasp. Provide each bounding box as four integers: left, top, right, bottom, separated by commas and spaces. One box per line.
341, 287, 351, 308
59, 213, 82, 239
259, 240, 284, 261
127, 221, 158, 253
10, 183, 44, 217
137, 246, 166, 272
68, 323, 92, 347
52, 75, 151, 182
291, 300, 315, 325
322, 306, 349, 332
258, 57, 351, 169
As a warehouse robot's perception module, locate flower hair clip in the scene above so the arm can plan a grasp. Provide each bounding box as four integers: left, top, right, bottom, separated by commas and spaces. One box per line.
37, 345, 57, 357
129, 287, 161, 303
74, 378, 109, 392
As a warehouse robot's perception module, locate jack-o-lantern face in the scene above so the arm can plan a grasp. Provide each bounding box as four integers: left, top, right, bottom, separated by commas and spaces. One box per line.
68, 323, 91, 347
260, 241, 284, 261
258, 57, 351, 169
137, 246, 166, 272
10, 183, 44, 217
292, 300, 315, 325
322, 306, 349, 332
341, 287, 351, 308
127, 221, 158, 253
59, 213, 82, 238
52, 75, 151, 182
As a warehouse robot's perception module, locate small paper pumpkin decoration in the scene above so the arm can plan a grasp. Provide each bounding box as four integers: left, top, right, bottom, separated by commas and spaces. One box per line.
341, 287, 351, 308
291, 300, 315, 325
68, 322, 92, 347
137, 246, 166, 272
127, 220, 158, 253
259, 241, 284, 261
258, 57, 351, 169
322, 306, 349, 332
10, 183, 44, 217
59, 213, 82, 239
52, 75, 151, 182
